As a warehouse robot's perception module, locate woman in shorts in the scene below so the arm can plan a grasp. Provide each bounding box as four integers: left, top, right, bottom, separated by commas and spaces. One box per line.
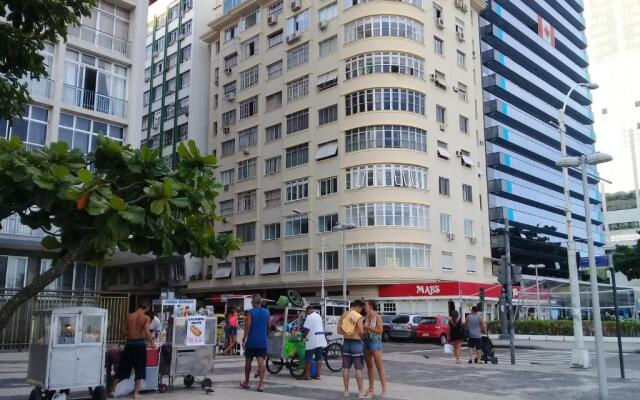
223, 307, 239, 354
363, 300, 387, 397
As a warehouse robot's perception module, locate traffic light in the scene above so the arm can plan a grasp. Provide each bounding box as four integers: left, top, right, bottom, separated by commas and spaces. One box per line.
512, 264, 522, 284
498, 256, 508, 284
478, 287, 485, 312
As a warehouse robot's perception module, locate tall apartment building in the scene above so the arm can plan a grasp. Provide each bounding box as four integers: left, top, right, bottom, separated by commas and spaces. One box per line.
0, 1, 147, 293
480, 0, 604, 277
192, 0, 494, 314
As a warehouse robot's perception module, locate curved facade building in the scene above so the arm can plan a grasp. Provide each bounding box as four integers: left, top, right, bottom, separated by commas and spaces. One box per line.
198, 0, 493, 314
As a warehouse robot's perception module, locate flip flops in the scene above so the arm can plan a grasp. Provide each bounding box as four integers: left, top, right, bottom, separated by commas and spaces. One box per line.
239, 382, 250, 389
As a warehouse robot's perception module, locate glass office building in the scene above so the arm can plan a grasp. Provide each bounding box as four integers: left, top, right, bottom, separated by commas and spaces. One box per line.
480, 0, 604, 277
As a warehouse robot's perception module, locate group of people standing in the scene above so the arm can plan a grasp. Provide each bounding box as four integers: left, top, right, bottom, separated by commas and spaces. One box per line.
448, 306, 487, 364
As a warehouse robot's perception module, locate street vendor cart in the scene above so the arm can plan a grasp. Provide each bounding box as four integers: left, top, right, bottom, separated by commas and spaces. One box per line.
265, 305, 307, 378
27, 307, 108, 400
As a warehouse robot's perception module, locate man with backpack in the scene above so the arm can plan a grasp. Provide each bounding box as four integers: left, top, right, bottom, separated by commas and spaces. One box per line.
337, 300, 367, 398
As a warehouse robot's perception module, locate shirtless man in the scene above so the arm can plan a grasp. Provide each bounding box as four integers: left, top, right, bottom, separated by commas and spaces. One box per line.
113, 300, 156, 399
337, 300, 366, 398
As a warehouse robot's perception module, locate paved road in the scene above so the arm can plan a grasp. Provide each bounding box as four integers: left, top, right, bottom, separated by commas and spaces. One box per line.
3, 342, 640, 400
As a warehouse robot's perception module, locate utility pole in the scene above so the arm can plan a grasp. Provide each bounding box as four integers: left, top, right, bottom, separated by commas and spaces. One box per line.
608, 255, 625, 379
504, 219, 516, 365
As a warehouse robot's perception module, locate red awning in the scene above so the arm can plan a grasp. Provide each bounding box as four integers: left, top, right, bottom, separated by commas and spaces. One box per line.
378, 281, 502, 299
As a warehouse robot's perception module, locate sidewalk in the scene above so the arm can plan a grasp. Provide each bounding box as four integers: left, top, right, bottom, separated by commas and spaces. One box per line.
491, 338, 640, 353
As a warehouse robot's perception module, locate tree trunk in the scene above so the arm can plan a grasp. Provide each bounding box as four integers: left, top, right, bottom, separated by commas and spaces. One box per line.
0, 242, 88, 333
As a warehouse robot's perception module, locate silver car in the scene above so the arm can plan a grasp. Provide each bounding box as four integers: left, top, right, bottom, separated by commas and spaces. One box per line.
388, 314, 429, 340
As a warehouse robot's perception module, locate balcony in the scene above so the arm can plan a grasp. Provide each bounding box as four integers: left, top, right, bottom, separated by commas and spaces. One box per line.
20, 77, 53, 99
0, 214, 46, 239
69, 25, 130, 58
62, 84, 127, 118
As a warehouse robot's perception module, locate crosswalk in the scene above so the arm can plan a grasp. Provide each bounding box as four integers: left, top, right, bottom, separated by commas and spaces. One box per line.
427, 349, 619, 366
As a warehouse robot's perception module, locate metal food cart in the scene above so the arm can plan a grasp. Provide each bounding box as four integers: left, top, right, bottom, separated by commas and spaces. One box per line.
158, 315, 216, 393
265, 305, 307, 378
27, 307, 108, 400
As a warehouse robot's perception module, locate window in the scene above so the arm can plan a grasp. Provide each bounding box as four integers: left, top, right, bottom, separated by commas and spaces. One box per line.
235, 255, 255, 277
319, 36, 338, 57
220, 200, 234, 216
268, 29, 284, 47
285, 214, 309, 237
345, 164, 428, 190
180, 44, 192, 63
264, 223, 281, 241
609, 221, 640, 231
240, 35, 259, 59
345, 88, 425, 116
441, 252, 453, 272
0, 256, 28, 289
286, 109, 309, 134
462, 184, 473, 203
346, 243, 430, 268
265, 156, 281, 175
286, 143, 309, 167
319, 3, 338, 22
224, 52, 238, 68
316, 140, 338, 160
318, 251, 339, 271
345, 15, 424, 43
433, 3, 443, 19
457, 83, 468, 101
216, 262, 232, 279
464, 219, 475, 238
237, 190, 257, 211
238, 126, 258, 150
466, 256, 477, 273
224, 81, 237, 98
459, 115, 469, 133
318, 176, 338, 196
2, 105, 48, 149
222, 110, 236, 127
455, 19, 465, 35
267, 60, 283, 79
318, 213, 339, 233
346, 0, 423, 6
268, 0, 283, 16
319, 104, 338, 125
237, 158, 257, 181
239, 96, 258, 119
167, 30, 178, 46
287, 42, 309, 69
266, 92, 283, 112
436, 105, 446, 124
236, 222, 256, 243
456, 50, 466, 68
153, 61, 163, 77
285, 177, 309, 201
287, 9, 309, 34
345, 202, 429, 228
220, 169, 234, 185
181, 20, 193, 36
439, 177, 450, 196
437, 141, 450, 159
57, 113, 123, 154
433, 36, 444, 55
264, 189, 281, 208
287, 75, 309, 101
317, 70, 338, 91
285, 250, 308, 273
460, 149, 473, 167
440, 213, 452, 233
182, 0, 194, 12
240, 65, 259, 89
345, 52, 425, 80
345, 125, 427, 153
221, 139, 235, 156
266, 123, 282, 142
382, 302, 397, 313
240, 7, 260, 31
167, 54, 177, 70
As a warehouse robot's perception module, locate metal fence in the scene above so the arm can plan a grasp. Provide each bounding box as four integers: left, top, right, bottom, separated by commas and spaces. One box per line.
0, 289, 129, 351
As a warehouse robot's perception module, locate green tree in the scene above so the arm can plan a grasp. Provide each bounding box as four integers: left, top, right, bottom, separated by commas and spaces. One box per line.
0, 0, 94, 120
613, 238, 640, 281
0, 137, 239, 332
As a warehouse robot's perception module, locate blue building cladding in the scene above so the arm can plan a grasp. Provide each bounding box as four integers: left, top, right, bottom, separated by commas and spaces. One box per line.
481, 0, 604, 277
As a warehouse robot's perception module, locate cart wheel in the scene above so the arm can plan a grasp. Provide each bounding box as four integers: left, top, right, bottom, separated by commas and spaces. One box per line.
158, 384, 168, 393
289, 359, 305, 378
200, 378, 213, 391
29, 388, 43, 400
266, 357, 284, 374
183, 375, 195, 388
491, 357, 498, 365
91, 386, 106, 400
324, 343, 343, 372
44, 390, 55, 400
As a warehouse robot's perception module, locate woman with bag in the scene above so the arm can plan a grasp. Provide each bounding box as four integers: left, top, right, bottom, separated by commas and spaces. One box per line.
448, 310, 465, 364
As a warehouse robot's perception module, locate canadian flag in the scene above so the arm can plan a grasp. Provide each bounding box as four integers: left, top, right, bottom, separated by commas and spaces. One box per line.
538, 16, 556, 47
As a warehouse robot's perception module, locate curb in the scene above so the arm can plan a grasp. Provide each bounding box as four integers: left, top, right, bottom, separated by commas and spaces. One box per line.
493, 344, 539, 350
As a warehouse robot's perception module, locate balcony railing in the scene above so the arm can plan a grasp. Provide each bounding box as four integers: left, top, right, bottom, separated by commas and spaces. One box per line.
62, 84, 127, 118
69, 25, 130, 57
20, 77, 53, 99
0, 214, 46, 239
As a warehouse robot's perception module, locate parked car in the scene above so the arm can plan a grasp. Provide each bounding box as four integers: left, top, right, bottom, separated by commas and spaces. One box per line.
416, 316, 450, 346
388, 314, 429, 340
381, 315, 395, 342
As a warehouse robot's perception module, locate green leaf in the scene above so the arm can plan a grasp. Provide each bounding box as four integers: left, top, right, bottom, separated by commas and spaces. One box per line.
163, 179, 174, 197
150, 199, 166, 215
168, 197, 189, 208
32, 173, 55, 190
86, 195, 109, 216
41, 235, 61, 249
109, 195, 127, 211
106, 213, 129, 240
78, 168, 92, 184
119, 206, 146, 225
50, 165, 69, 178
161, 238, 173, 256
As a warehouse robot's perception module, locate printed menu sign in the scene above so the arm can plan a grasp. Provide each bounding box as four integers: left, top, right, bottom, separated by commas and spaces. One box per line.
186, 316, 206, 346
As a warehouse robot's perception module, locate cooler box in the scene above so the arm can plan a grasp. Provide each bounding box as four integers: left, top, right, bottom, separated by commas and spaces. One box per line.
146, 348, 159, 367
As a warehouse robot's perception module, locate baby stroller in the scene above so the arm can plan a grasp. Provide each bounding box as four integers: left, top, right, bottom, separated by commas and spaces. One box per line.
480, 336, 498, 364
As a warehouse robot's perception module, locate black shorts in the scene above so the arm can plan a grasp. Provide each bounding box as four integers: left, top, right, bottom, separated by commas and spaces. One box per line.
117, 344, 146, 380
468, 337, 482, 349
245, 347, 267, 359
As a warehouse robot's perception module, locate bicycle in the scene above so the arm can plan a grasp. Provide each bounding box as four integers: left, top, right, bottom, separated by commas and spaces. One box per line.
266, 334, 343, 377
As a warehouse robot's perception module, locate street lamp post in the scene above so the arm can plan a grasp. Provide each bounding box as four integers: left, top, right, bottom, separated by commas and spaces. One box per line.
333, 223, 356, 300
557, 151, 613, 400
557, 81, 598, 369
527, 264, 545, 319
292, 209, 326, 299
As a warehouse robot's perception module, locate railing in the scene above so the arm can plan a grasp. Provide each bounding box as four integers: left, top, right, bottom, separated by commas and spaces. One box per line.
62, 84, 127, 118
20, 77, 53, 99
69, 25, 130, 57
0, 289, 129, 350
0, 214, 46, 239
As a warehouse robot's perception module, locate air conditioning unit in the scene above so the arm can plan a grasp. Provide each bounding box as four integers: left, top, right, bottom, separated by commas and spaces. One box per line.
439, 123, 446, 131
286, 32, 300, 43
224, 66, 232, 75
429, 73, 438, 82
290, 0, 301, 11
455, 150, 463, 157
436, 17, 445, 29
469, 237, 477, 244
455, 0, 464, 9
268, 15, 278, 25
184, 111, 189, 117
223, 126, 230, 134
457, 31, 466, 42
242, 149, 250, 155
179, 33, 186, 41
225, 92, 235, 101
144, 77, 150, 83
452, 87, 459, 93
478, 139, 484, 145
318, 20, 329, 30
460, 92, 468, 101
223, 185, 229, 191
446, 233, 455, 241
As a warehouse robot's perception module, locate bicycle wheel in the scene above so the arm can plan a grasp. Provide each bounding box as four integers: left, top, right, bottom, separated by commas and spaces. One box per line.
266, 357, 284, 374
289, 358, 305, 378
324, 342, 343, 372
